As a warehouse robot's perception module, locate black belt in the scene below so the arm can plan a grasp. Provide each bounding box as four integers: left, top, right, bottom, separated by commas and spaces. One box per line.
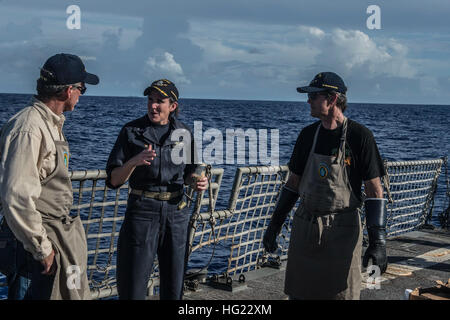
130, 189, 183, 201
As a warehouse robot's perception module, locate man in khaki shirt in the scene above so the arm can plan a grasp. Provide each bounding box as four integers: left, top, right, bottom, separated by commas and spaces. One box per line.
0, 53, 99, 299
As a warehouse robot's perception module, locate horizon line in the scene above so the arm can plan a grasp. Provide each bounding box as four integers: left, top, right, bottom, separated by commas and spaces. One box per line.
1, 91, 449, 107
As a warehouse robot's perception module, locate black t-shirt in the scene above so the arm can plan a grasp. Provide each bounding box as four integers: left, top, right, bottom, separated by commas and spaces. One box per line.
288, 119, 385, 200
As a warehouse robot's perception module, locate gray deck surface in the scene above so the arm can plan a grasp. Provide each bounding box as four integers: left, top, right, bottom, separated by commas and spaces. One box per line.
182, 229, 450, 300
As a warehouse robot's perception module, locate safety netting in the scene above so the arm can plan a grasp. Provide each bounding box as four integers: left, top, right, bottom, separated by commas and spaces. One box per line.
60, 158, 446, 298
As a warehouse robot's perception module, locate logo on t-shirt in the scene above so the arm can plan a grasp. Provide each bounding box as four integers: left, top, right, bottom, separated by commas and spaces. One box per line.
331, 147, 352, 166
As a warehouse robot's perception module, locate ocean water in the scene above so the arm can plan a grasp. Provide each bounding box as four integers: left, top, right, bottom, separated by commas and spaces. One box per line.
1, 93, 449, 213
0, 93, 449, 297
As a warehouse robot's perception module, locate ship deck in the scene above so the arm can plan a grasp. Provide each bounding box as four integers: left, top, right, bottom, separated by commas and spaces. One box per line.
181, 228, 450, 300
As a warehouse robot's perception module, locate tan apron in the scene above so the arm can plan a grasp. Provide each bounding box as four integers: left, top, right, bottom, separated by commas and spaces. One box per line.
34, 110, 91, 300
285, 118, 363, 300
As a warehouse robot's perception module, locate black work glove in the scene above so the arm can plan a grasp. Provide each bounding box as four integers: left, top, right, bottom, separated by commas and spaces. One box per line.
263, 224, 278, 253
363, 227, 387, 274
263, 186, 298, 253
363, 198, 388, 274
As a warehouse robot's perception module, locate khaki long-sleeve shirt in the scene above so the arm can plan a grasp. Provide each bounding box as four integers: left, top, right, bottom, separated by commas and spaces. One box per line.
0, 97, 66, 261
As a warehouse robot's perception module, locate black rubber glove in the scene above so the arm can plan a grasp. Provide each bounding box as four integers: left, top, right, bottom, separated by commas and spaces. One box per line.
362, 198, 388, 274
263, 186, 298, 253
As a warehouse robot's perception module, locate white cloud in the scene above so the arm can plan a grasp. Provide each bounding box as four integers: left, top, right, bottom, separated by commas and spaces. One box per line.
315, 28, 417, 79
298, 26, 325, 38
187, 20, 319, 66
145, 52, 190, 84
185, 19, 423, 100
0, 2, 449, 103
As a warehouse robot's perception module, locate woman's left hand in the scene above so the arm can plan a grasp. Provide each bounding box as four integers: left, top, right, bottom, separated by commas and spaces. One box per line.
193, 176, 208, 191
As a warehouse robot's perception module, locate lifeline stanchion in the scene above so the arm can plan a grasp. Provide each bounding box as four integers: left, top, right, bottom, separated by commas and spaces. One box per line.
438, 157, 450, 228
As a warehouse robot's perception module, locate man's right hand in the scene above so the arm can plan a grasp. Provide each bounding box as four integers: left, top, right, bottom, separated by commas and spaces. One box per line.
40, 249, 56, 275
363, 240, 387, 274
363, 198, 389, 274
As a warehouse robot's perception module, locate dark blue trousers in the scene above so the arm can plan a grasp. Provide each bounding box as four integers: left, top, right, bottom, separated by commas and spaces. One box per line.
3, 240, 53, 300
117, 194, 190, 300
1, 221, 32, 300
13, 240, 54, 300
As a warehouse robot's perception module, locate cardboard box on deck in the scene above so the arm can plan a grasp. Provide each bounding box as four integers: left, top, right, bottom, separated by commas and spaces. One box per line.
409, 279, 450, 300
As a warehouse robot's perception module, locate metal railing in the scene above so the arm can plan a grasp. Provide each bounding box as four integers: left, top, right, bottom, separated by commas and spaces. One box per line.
187, 159, 445, 278
58, 158, 445, 298
69, 170, 127, 299
383, 159, 444, 237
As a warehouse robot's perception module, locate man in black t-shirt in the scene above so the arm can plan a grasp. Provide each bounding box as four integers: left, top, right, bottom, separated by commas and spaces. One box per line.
289, 118, 385, 202
263, 72, 388, 300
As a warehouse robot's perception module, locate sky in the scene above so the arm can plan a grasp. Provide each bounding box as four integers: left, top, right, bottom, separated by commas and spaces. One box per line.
0, 0, 449, 104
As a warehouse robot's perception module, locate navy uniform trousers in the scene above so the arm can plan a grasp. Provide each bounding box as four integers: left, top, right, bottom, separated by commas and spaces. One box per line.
116, 193, 190, 300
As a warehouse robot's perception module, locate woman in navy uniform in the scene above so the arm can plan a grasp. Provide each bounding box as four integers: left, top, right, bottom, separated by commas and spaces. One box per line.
106, 79, 207, 300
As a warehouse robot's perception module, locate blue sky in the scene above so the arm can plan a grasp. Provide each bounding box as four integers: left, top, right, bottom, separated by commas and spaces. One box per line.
0, 0, 449, 104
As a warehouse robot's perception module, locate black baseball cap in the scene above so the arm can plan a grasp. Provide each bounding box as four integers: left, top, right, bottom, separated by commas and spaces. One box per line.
297, 72, 347, 94
143, 79, 179, 101
39, 53, 99, 86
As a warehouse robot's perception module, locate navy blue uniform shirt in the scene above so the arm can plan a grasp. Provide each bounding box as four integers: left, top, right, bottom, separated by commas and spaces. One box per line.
106, 115, 198, 192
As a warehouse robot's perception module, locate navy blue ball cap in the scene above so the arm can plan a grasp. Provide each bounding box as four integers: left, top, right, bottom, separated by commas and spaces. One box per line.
143, 79, 179, 101
297, 72, 347, 94
40, 53, 99, 85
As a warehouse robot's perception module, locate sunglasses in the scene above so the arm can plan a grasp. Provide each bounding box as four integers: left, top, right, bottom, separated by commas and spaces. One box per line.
73, 84, 86, 95
307, 92, 327, 100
